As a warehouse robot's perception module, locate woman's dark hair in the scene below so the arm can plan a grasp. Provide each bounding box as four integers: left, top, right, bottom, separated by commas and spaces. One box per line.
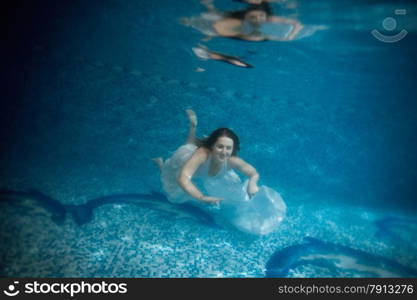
225, 3, 273, 20
201, 128, 240, 156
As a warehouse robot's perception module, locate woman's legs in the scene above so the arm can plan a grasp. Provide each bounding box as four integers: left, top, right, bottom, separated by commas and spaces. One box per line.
185, 109, 198, 145
152, 109, 199, 172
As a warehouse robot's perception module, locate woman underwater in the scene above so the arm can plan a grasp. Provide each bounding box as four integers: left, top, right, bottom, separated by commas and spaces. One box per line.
153, 109, 286, 235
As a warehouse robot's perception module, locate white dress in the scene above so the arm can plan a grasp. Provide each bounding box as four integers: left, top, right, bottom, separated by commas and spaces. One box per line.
160, 144, 287, 235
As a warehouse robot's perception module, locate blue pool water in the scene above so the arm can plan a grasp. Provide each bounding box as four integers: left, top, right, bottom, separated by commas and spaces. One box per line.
1, 0, 416, 277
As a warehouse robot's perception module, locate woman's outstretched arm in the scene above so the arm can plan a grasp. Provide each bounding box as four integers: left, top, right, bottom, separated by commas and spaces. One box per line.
267, 16, 304, 40
229, 156, 260, 197
177, 148, 223, 204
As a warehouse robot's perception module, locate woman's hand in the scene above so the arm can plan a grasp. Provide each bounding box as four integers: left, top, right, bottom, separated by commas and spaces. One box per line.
228, 156, 260, 199
200, 196, 223, 204
247, 183, 259, 198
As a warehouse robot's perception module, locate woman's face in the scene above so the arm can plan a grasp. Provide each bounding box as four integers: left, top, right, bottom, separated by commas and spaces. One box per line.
244, 10, 267, 24
212, 136, 234, 163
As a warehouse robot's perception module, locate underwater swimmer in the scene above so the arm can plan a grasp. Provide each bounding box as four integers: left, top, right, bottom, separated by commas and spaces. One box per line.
152, 109, 287, 235
153, 109, 259, 204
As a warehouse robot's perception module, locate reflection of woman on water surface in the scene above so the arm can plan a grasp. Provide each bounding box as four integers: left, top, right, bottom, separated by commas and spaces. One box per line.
181, 0, 304, 42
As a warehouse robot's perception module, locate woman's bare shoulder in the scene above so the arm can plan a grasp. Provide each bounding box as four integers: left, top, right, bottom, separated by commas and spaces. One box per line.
192, 147, 210, 161
181, 147, 209, 175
